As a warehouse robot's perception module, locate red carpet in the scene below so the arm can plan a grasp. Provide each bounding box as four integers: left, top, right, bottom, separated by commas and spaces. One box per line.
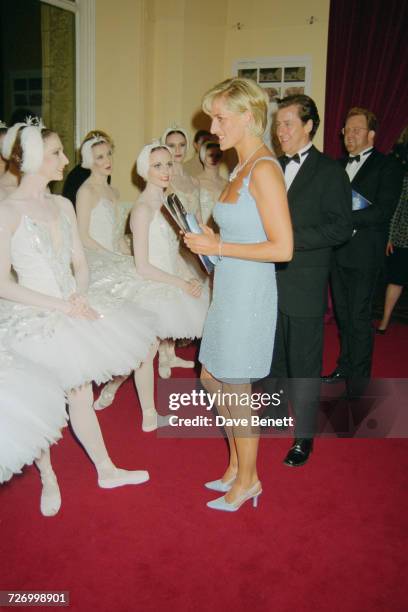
1, 322, 407, 612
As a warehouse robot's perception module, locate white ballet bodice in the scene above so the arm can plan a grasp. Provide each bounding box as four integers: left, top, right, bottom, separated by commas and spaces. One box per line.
89, 198, 116, 252
148, 210, 180, 275
11, 210, 76, 299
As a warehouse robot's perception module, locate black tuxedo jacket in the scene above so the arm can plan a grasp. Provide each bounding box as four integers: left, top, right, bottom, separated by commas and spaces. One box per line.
276, 145, 352, 317
334, 150, 404, 268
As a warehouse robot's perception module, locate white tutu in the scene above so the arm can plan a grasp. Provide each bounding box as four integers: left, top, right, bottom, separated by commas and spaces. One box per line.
2, 206, 158, 391
0, 352, 68, 484
86, 248, 209, 341
0, 297, 157, 391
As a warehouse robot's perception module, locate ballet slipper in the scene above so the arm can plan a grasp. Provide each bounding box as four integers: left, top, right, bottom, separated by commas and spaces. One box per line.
40, 470, 61, 517
93, 378, 123, 411
168, 356, 194, 369
142, 408, 171, 433
96, 459, 149, 488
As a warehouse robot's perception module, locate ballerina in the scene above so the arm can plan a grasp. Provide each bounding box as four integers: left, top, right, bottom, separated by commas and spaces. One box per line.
128, 141, 210, 429
75, 133, 134, 409
160, 126, 207, 374
196, 140, 227, 226
0, 119, 159, 515
63, 129, 114, 209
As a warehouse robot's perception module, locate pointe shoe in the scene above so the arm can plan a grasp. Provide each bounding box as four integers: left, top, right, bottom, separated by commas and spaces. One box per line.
93, 381, 118, 411
207, 481, 262, 512
40, 470, 61, 517
168, 356, 195, 369
205, 474, 237, 492
142, 409, 171, 433
98, 468, 150, 489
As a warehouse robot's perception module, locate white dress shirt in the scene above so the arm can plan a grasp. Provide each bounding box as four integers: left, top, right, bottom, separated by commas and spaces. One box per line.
284, 142, 313, 190
346, 147, 373, 182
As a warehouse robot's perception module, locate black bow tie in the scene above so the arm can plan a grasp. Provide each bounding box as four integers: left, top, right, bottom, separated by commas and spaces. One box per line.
282, 151, 308, 170
285, 153, 301, 164
347, 149, 373, 164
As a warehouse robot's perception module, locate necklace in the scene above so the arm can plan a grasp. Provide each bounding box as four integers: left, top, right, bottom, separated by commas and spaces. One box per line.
229, 144, 264, 182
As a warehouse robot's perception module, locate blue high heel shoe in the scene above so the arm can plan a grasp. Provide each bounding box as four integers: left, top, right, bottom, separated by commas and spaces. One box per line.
206, 481, 262, 512
204, 474, 236, 493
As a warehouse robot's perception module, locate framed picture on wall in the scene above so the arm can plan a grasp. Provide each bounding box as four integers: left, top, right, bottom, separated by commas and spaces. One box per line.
237, 68, 258, 81
259, 67, 282, 83
284, 66, 306, 82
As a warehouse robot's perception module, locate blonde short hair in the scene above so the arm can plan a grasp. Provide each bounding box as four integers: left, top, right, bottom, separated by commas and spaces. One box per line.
202, 78, 268, 137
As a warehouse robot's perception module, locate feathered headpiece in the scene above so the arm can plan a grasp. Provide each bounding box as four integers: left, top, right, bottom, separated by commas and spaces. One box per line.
199, 140, 220, 164
136, 140, 172, 181
161, 125, 190, 150
80, 134, 109, 169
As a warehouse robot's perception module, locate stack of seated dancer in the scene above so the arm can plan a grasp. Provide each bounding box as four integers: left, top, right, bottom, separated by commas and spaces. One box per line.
0, 118, 160, 516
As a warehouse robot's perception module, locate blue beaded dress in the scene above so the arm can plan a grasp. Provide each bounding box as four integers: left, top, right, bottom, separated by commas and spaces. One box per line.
199, 158, 279, 383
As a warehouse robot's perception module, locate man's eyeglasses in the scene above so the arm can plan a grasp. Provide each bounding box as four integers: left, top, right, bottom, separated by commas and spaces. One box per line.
342, 127, 369, 136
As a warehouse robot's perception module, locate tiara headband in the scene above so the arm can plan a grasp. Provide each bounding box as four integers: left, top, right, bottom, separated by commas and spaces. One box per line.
136, 140, 172, 181
21, 118, 47, 174
161, 125, 189, 151
0, 120, 7, 129
199, 140, 220, 164
80, 135, 109, 169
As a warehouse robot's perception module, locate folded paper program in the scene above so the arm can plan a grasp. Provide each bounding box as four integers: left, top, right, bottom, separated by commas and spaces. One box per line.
352, 190, 372, 211
165, 194, 217, 274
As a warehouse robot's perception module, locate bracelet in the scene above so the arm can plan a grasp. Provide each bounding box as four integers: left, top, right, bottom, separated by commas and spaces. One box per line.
218, 238, 223, 260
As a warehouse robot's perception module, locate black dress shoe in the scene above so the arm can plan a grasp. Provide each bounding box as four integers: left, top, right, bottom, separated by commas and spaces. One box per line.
283, 438, 313, 467
375, 328, 387, 335
321, 369, 346, 384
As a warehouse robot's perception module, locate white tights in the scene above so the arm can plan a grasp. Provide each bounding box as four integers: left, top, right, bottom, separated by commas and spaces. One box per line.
134, 339, 169, 432
36, 382, 149, 516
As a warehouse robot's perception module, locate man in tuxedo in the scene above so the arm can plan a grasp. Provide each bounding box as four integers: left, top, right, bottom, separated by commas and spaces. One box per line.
264, 95, 352, 466
322, 108, 404, 394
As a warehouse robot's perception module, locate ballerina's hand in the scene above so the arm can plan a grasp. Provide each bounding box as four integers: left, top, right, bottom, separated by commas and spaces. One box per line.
66, 294, 101, 320
183, 225, 219, 255
183, 278, 202, 298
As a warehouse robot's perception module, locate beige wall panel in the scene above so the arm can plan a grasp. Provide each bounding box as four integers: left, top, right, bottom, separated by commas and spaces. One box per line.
224, 0, 330, 150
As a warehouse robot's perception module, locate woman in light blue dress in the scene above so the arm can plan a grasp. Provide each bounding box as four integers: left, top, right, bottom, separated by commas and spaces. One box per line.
184, 78, 293, 512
